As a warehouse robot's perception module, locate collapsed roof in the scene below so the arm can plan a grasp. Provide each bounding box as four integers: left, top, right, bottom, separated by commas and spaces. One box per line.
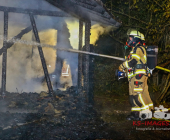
46, 0, 121, 27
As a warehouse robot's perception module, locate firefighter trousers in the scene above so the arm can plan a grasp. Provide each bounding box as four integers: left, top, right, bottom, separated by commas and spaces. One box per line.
129, 74, 154, 112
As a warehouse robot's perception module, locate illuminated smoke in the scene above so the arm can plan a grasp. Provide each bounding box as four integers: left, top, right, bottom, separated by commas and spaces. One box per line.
0, 27, 58, 93
66, 19, 115, 47
0, 0, 115, 93
0, 20, 114, 93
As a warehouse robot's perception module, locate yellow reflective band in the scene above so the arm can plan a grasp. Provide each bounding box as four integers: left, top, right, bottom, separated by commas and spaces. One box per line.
125, 61, 129, 68
135, 69, 146, 74
62, 65, 70, 76
128, 73, 135, 78
141, 105, 149, 110
131, 107, 141, 111
148, 103, 153, 107
139, 94, 146, 106
134, 88, 143, 92
128, 69, 146, 79
130, 51, 133, 54
144, 55, 147, 62
132, 54, 140, 60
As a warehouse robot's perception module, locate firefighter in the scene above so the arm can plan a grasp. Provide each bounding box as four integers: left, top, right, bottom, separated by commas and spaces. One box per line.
59, 59, 73, 90
119, 29, 153, 120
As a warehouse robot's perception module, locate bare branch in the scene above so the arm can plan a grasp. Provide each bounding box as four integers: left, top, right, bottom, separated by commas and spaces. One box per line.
153, 0, 164, 9
157, 24, 170, 42
145, 11, 153, 38
109, 34, 125, 45
158, 73, 170, 101
161, 81, 170, 102
111, 9, 148, 25
123, 24, 147, 30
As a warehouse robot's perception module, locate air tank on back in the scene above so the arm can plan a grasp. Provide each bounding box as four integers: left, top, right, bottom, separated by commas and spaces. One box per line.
146, 46, 158, 70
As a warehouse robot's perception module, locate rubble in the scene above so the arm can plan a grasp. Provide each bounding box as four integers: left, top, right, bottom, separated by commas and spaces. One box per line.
39, 91, 48, 98
0, 87, 124, 139
44, 103, 55, 114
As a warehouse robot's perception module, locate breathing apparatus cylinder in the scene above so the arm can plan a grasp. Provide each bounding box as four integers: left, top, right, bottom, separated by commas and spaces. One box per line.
146, 46, 158, 70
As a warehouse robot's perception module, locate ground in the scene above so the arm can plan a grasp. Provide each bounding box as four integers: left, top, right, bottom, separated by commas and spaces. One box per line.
94, 94, 170, 140
0, 88, 170, 140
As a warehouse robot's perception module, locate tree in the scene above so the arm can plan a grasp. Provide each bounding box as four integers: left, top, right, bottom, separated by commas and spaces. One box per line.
100, 0, 170, 103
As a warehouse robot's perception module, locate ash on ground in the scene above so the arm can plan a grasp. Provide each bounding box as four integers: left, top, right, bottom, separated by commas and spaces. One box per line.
0, 86, 123, 140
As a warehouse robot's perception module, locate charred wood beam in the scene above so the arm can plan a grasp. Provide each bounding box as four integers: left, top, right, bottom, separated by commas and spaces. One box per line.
31, 31, 36, 58
54, 29, 65, 89
84, 21, 93, 103
77, 19, 83, 92
45, 0, 85, 20
0, 26, 32, 56
46, 0, 120, 26
29, 14, 54, 98
1, 12, 8, 97
0, 6, 71, 17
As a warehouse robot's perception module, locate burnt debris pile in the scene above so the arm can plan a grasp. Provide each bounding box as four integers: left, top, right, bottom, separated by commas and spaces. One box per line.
0, 86, 122, 140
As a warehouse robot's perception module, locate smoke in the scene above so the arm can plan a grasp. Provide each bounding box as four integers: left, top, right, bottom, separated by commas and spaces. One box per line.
90, 24, 114, 45
66, 19, 115, 47
65, 19, 79, 50
64, 19, 115, 87
54, 19, 78, 88
0, 0, 116, 93
0, 0, 59, 93
3, 27, 57, 93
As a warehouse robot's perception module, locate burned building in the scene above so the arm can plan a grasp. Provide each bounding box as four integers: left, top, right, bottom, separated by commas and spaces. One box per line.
0, 0, 120, 101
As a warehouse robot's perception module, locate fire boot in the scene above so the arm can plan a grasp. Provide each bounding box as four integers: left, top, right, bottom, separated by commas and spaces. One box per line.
126, 111, 140, 121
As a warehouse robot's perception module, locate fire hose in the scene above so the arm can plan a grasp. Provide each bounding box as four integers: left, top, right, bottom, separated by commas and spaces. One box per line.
56, 48, 170, 73
155, 66, 170, 73
0, 36, 169, 73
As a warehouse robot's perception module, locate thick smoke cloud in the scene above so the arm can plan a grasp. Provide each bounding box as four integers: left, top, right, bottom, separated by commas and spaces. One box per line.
0, 0, 79, 92
0, 0, 60, 93
0, 0, 116, 93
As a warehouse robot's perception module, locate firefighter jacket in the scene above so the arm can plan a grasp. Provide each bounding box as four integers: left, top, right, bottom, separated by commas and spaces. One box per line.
119, 44, 154, 111
119, 43, 147, 80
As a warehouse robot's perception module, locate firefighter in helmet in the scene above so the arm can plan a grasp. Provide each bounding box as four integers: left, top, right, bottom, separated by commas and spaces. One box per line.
119, 29, 153, 120
59, 59, 73, 90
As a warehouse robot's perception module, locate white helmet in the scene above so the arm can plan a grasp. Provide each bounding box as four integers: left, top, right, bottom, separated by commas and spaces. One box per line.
127, 29, 141, 38
126, 29, 144, 47
140, 33, 145, 41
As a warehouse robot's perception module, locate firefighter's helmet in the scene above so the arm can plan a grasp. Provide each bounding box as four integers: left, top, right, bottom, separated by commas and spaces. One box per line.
127, 29, 141, 38
126, 29, 143, 47
140, 33, 145, 41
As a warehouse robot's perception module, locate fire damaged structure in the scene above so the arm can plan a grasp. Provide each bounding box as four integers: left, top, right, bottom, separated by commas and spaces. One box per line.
0, 0, 120, 102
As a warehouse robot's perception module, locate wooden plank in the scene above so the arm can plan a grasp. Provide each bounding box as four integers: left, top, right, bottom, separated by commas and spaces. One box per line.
84, 21, 92, 103
29, 14, 54, 98
77, 20, 83, 92
1, 11, 8, 98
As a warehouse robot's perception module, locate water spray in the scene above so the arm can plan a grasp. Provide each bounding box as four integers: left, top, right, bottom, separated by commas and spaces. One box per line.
0, 36, 169, 73
0, 35, 125, 61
